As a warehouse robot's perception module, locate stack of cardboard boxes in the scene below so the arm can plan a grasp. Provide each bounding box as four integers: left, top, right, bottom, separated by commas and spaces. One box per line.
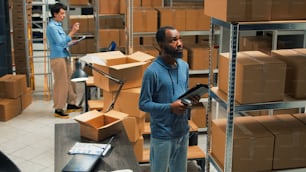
74, 50, 154, 161
212, 114, 306, 171
0, 74, 32, 121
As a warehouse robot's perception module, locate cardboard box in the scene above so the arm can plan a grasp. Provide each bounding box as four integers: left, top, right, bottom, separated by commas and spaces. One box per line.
185, 45, 218, 70
185, 8, 210, 31
69, 15, 88, 33
133, 46, 159, 57
98, 29, 120, 48
88, 51, 154, 91
253, 114, 306, 169
0, 74, 27, 99
99, 0, 120, 14
212, 116, 274, 172
292, 113, 306, 125
189, 75, 208, 96
247, 108, 300, 116
218, 51, 286, 104
190, 104, 206, 128
0, 98, 21, 121
120, 0, 141, 14
115, 87, 147, 118
74, 110, 127, 141
68, 0, 89, 6
133, 8, 157, 32
122, 116, 141, 142
21, 87, 32, 110
156, 8, 186, 31
132, 136, 144, 162
271, 0, 306, 20
141, 0, 163, 8
204, 0, 272, 22
271, 49, 306, 99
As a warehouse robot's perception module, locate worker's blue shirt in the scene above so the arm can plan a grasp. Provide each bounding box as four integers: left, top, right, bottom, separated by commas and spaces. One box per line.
139, 57, 190, 139
46, 19, 71, 58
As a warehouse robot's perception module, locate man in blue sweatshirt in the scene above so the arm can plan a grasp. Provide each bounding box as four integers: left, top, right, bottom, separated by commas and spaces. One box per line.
139, 26, 200, 172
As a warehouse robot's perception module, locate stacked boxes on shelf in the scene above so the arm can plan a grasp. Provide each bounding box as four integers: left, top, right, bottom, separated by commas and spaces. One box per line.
0, 74, 32, 121
212, 114, 306, 171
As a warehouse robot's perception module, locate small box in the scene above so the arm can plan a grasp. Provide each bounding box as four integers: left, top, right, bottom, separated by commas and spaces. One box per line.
0, 98, 21, 121
74, 110, 128, 141
190, 104, 206, 128
120, 0, 141, 14
0, 74, 27, 99
87, 51, 154, 91
271, 0, 306, 20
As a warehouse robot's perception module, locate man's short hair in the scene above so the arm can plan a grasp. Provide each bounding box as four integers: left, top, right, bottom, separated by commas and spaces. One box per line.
50, 3, 67, 18
155, 26, 175, 43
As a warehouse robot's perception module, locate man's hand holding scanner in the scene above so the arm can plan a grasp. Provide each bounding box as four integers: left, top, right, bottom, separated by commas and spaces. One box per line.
170, 95, 200, 115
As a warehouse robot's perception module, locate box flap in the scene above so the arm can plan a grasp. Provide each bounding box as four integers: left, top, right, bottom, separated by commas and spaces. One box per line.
110, 61, 146, 70
104, 110, 128, 120
128, 51, 155, 62
74, 110, 102, 124
80, 51, 125, 66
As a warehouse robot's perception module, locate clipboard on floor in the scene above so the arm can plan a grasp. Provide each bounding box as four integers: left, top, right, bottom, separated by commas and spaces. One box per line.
178, 83, 209, 100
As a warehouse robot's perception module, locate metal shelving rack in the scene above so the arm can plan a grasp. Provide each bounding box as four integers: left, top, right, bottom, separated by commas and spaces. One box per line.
205, 18, 306, 172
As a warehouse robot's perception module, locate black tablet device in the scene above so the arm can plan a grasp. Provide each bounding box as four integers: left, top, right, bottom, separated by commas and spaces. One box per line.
178, 83, 209, 100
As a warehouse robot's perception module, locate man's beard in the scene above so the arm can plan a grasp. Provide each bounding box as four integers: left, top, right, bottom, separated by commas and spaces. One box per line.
164, 46, 183, 59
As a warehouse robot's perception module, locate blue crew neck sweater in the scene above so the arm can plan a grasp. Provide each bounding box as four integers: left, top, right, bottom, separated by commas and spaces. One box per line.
139, 56, 190, 139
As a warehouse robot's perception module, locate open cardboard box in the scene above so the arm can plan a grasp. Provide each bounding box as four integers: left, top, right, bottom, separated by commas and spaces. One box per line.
74, 110, 128, 141
81, 51, 155, 91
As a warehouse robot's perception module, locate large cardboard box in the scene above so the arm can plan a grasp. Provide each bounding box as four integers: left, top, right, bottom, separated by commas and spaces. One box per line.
253, 114, 306, 169
185, 8, 210, 31
271, 0, 306, 20
0, 74, 27, 99
156, 8, 186, 31
218, 51, 286, 104
204, 0, 272, 22
74, 110, 127, 141
271, 49, 306, 99
84, 51, 154, 91
211, 117, 274, 172
133, 8, 158, 32
0, 98, 21, 121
